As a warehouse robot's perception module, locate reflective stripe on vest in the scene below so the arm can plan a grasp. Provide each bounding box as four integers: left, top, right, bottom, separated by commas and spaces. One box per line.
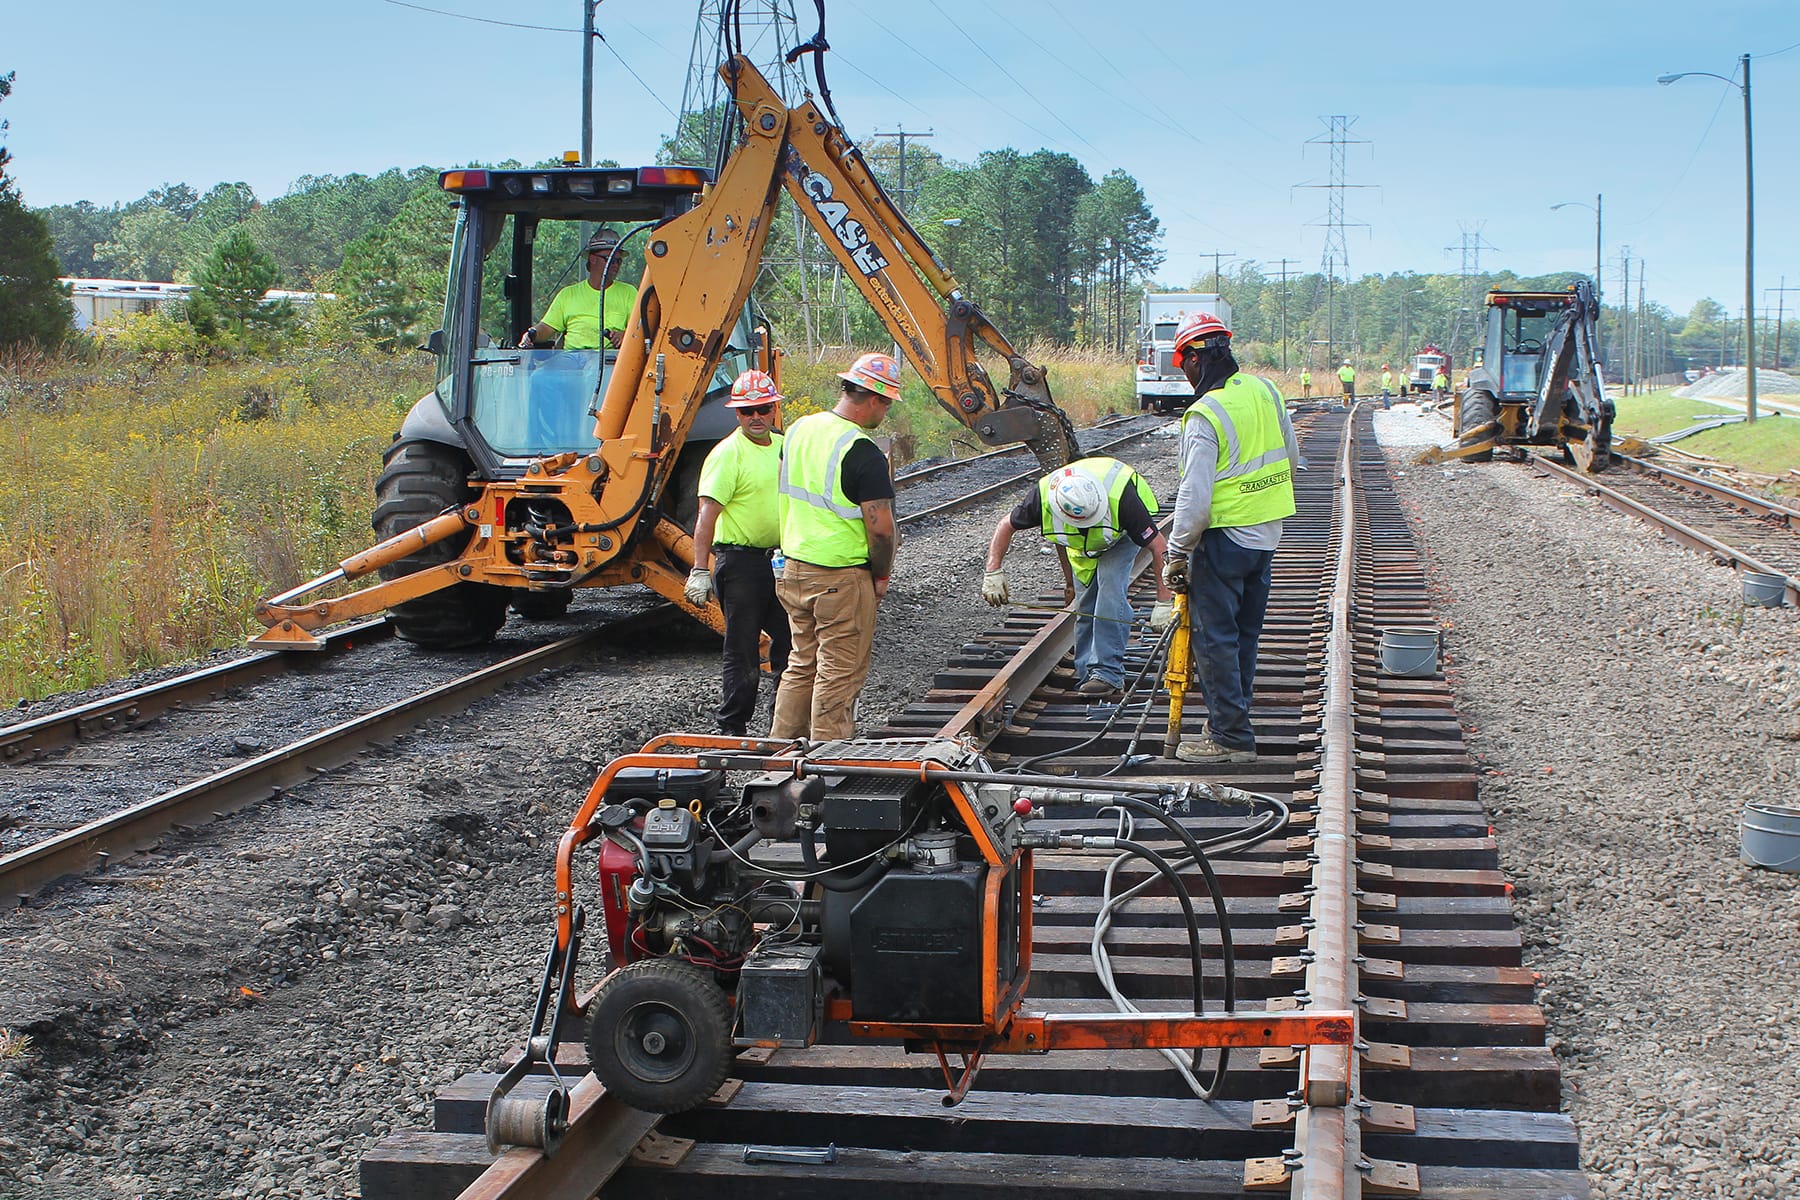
1037, 457, 1157, 586
1179, 373, 1298, 529
777, 411, 873, 568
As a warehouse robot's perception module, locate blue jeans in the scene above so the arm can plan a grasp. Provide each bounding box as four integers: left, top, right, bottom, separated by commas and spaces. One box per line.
1073, 539, 1138, 689
1187, 529, 1275, 751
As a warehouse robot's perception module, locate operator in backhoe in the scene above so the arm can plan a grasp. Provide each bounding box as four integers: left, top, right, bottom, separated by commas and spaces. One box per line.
520, 228, 637, 350
685, 370, 793, 737
1337, 359, 1356, 405
982, 460, 1173, 699
770, 353, 901, 743
1162, 311, 1299, 765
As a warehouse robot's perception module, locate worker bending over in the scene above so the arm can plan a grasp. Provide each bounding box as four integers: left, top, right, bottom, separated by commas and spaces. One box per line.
685, 370, 793, 736
982, 458, 1173, 698
521, 229, 637, 351
1163, 311, 1299, 764
770, 353, 900, 742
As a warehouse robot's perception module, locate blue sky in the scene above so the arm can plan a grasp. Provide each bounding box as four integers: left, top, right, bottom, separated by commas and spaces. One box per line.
4, 0, 1796, 317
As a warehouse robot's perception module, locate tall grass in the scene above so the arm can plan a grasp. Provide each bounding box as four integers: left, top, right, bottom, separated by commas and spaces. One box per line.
0, 335, 428, 702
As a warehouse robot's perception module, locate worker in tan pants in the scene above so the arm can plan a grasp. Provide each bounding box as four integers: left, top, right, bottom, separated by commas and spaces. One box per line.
770, 353, 900, 741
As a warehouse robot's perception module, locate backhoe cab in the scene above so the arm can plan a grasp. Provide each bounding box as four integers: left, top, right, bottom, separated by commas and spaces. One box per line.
1446, 280, 1614, 472
253, 52, 1077, 652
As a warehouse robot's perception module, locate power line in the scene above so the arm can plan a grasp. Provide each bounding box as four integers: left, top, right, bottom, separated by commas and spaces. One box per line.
378, 0, 581, 34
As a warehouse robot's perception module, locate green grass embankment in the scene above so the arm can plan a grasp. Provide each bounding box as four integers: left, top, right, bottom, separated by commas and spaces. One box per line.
1613, 388, 1800, 479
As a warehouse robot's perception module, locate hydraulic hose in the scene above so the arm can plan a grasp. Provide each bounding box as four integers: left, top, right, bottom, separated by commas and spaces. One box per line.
795, 825, 888, 892
1009, 617, 1178, 775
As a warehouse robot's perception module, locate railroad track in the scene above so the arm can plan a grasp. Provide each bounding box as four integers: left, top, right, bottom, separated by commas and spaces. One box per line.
1530, 451, 1800, 607
0, 415, 1165, 908
364, 407, 1586, 1200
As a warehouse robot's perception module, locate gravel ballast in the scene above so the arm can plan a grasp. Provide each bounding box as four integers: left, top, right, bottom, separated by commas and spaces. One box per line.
4, 410, 1796, 1198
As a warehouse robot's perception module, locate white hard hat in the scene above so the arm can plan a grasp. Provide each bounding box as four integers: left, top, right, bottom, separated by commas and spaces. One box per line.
1049, 468, 1106, 529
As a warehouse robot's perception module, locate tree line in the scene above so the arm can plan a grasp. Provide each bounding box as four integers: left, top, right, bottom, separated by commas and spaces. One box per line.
4, 61, 1785, 377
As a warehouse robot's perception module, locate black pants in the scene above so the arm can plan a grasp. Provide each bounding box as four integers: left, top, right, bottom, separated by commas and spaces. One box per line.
715, 549, 792, 732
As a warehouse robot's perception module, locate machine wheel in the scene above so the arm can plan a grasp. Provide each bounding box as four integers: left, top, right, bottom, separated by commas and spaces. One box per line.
585, 959, 732, 1114
1459, 390, 1498, 462
510, 590, 574, 620
372, 439, 508, 649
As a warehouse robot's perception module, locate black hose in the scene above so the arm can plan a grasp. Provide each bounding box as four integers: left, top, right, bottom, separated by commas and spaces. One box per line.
1109, 836, 1208, 1071
796, 825, 887, 892
1010, 616, 1177, 775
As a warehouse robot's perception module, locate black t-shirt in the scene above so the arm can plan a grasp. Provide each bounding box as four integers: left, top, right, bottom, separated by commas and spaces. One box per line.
840, 439, 895, 505
1008, 483, 1158, 546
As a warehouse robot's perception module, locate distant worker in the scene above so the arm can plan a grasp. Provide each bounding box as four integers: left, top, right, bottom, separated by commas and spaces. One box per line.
1380, 364, 1395, 408
1299, 366, 1312, 400
1435, 366, 1452, 402
685, 370, 793, 737
770, 352, 901, 742
1337, 360, 1356, 404
982, 458, 1174, 698
521, 229, 636, 351
1162, 311, 1300, 764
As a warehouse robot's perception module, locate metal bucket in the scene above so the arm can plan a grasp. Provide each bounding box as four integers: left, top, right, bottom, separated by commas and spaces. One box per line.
1742, 570, 1788, 608
1740, 800, 1800, 873
1379, 627, 1441, 677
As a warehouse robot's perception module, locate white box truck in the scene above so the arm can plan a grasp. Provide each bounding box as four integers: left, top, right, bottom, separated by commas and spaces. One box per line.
1136, 292, 1230, 413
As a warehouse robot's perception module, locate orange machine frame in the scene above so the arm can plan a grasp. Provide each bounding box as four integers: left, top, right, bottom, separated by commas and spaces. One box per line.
554, 735, 1354, 1102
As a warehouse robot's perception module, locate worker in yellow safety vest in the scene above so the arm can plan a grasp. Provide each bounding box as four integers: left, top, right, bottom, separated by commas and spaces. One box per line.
770, 352, 901, 741
1380, 364, 1395, 408
1162, 310, 1300, 764
522, 228, 637, 351
1337, 360, 1356, 404
1435, 367, 1452, 401
982, 457, 1173, 698
1299, 366, 1312, 399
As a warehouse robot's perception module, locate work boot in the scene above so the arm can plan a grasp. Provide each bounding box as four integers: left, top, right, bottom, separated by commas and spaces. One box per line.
1076, 676, 1121, 698
1175, 736, 1257, 764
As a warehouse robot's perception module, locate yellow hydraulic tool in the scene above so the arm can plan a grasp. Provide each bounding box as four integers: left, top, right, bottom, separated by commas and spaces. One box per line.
1162, 591, 1192, 759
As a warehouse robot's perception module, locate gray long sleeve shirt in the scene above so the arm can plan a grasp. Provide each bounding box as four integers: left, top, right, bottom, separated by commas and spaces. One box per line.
1166, 381, 1302, 558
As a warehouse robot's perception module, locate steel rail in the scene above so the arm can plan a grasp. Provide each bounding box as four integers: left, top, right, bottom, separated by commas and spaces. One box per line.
0, 619, 393, 764
1531, 453, 1800, 607
1287, 408, 1367, 1197
896, 424, 1166, 527
0, 608, 675, 908
1613, 452, 1800, 527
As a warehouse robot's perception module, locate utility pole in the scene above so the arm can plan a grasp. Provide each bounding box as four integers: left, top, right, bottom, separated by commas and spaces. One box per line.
1274, 258, 1300, 371
1197, 250, 1235, 295
872, 129, 934, 213
1766, 278, 1800, 370
1619, 249, 1632, 388
1637, 268, 1648, 390
581, 0, 597, 164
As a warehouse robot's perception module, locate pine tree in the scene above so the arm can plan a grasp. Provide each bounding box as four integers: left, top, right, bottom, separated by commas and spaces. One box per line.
0, 72, 71, 348
187, 228, 293, 344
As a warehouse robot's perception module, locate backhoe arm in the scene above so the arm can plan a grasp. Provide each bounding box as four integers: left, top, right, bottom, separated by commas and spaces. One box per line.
725, 55, 1077, 471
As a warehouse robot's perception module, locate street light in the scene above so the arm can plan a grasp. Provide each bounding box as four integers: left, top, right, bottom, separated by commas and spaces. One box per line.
1550, 194, 1604, 365
1660, 55, 1755, 422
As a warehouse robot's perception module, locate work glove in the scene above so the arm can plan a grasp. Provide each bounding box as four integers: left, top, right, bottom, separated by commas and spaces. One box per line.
683, 567, 713, 606
1162, 555, 1190, 593
981, 569, 1009, 606
1148, 600, 1175, 633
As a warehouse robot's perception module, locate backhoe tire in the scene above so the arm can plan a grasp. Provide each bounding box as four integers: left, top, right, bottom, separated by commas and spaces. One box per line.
510, 590, 574, 620
585, 959, 732, 1114
1459, 391, 1497, 462
373, 439, 508, 649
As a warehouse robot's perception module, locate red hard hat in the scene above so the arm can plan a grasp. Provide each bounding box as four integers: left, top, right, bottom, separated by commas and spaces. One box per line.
1170, 311, 1231, 358
838, 352, 903, 400
727, 369, 783, 408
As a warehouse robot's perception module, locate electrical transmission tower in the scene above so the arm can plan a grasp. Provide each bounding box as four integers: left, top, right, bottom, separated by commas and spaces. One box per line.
674, 0, 804, 169
1444, 222, 1498, 364
1296, 116, 1372, 361
674, 1, 855, 357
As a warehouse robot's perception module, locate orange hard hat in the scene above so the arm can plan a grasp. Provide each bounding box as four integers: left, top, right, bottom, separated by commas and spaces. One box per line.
727, 369, 783, 408
1171, 311, 1231, 358
838, 352, 903, 400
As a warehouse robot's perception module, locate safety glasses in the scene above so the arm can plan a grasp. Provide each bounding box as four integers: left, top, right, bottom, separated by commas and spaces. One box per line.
737, 403, 776, 416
